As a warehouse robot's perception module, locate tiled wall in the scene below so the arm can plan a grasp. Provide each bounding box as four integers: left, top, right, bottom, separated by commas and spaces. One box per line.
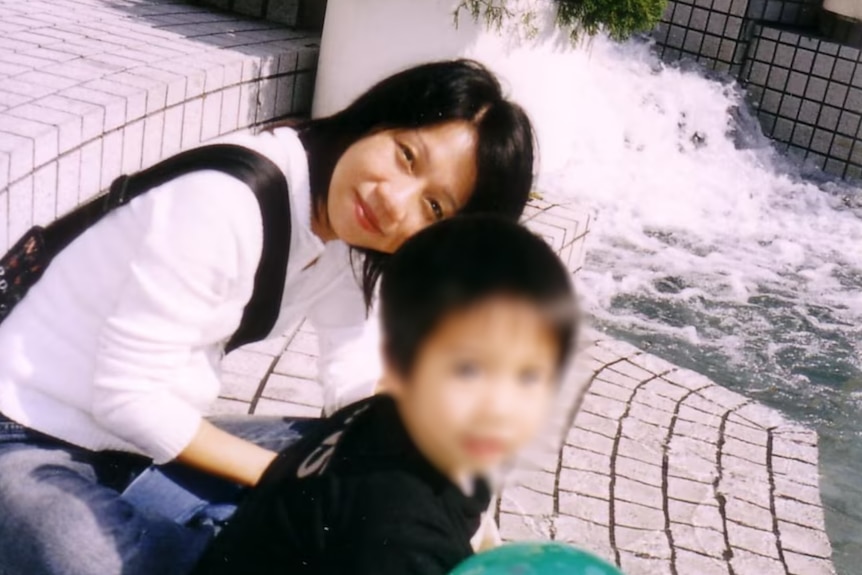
744, 25, 862, 179
0, 1, 320, 253
187, 0, 327, 29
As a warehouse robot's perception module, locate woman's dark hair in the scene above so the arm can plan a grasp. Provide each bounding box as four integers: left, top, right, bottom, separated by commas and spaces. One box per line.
284, 59, 536, 309
380, 216, 578, 376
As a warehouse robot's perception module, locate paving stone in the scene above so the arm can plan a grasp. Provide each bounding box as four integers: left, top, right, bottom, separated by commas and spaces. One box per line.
209, 397, 252, 415
572, 410, 618, 439
784, 550, 837, 575
31, 162, 56, 226
664, 368, 714, 391
498, 512, 550, 541
772, 424, 818, 446
643, 378, 689, 401
620, 418, 666, 451
726, 520, 779, 558
674, 419, 720, 443
674, 548, 730, 575
774, 496, 826, 531
724, 421, 769, 446
558, 468, 610, 499
222, 349, 274, 380
615, 524, 671, 559
615, 500, 665, 530
668, 476, 716, 506
511, 469, 556, 495
778, 520, 833, 558
260, 374, 323, 408
617, 436, 664, 466
627, 353, 678, 377
722, 436, 768, 464
594, 369, 641, 391
615, 455, 663, 487
683, 393, 729, 417
671, 522, 727, 559
773, 475, 823, 506
614, 476, 664, 509
734, 402, 788, 429
273, 350, 318, 379
242, 332, 292, 357
677, 404, 723, 427
729, 548, 786, 575
500, 485, 554, 516
558, 491, 610, 525
219, 371, 262, 403
771, 456, 820, 487
618, 551, 672, 575
553, 515, 612, 556
580, 393, 627, 420
725, 496, 775, 532
772, 436, 819, 462
566, 427, 615, 456
606, 360, 655, 382
561, 445, 611, 473
590, 379, 634, 402
668, 499, 725, 532
697, 385, 750, 410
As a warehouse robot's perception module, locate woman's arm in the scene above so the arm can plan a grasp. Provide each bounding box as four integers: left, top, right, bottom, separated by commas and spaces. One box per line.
176, 420, 276, 486
91, 171, 267, 472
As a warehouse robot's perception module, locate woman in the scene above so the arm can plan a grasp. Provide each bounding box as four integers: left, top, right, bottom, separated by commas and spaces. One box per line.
0, 60, 535, 575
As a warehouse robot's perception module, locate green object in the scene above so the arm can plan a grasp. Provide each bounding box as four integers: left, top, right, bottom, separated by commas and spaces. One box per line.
450, 542, 625, 575
454, 0, 669, 42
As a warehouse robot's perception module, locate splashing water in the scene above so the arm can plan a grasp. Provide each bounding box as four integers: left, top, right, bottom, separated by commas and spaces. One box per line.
472, 33, 862, 570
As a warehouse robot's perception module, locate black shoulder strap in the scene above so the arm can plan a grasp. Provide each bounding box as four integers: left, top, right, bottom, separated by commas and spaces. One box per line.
45, 144, 292, 353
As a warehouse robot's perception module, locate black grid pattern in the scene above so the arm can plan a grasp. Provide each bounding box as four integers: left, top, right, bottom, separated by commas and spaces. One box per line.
744, 24, 862, 180
654, 0, 751, 75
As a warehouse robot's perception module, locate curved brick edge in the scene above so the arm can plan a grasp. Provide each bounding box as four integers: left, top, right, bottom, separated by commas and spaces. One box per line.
499, 337, 837, 575
0, 0, 319, 253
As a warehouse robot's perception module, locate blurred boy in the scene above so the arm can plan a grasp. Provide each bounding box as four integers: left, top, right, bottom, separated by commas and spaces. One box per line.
194, 216, 578, 575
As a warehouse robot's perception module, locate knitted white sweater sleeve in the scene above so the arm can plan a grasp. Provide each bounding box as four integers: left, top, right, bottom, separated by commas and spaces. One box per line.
90, 171, 263, 464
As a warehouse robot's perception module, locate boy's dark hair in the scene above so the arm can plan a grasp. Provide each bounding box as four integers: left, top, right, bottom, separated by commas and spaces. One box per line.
284, 59, 536, 309
380, 216, 578, 376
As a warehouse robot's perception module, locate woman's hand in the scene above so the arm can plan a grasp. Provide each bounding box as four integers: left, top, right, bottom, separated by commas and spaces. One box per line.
175, 420, 277, 487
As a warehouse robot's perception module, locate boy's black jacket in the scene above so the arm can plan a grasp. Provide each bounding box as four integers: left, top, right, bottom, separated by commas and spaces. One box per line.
194, 395, 491, 575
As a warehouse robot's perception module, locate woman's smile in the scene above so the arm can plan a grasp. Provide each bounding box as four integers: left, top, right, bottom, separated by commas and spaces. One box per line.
354, 192, 383, 235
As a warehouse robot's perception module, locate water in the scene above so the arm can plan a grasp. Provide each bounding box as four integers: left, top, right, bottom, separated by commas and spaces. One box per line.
472, 32, 862, 572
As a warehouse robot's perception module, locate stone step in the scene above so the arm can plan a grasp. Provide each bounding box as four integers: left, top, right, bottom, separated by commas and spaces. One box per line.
0, 0, 320, 252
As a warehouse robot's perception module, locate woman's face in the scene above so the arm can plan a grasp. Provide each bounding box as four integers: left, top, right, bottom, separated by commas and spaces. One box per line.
325, 120, 479, 253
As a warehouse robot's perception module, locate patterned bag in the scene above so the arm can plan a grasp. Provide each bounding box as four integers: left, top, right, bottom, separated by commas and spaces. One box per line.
0, 144, 292, 352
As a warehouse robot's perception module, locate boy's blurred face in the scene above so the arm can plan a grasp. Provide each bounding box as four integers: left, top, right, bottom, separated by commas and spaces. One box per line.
386, 295, 559, 480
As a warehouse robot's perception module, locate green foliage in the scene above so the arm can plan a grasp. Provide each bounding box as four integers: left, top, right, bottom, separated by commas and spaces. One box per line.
454, 0, 668, 42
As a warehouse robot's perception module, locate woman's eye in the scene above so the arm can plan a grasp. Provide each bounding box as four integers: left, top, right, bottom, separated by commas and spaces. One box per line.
399, 143, 415, 169
428, 198, 444, 221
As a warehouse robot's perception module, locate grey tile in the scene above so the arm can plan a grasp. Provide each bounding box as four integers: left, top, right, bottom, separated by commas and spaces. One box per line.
672, 4, 693, 26
832, 59, 856, 86
684, 30, 705, 55
720, 39, 738, 63
655, 22, 670, 44
852, 141, 862, 165
825, 82, 848, 107
845, 88, 862, 113
748, 0, 766, 18
813, 53, 836, 78
786, 71, 808, 96
761, 89, 783, 114
764, 0, 783, 21
854, 66, 862, 89
810, 128, 834, 154
730, 0, 747, 16
725, 16, 743, 39
759, 112, 777, 135
668, 25, 687, 49
701, 35, 720, 59
824, 158, 846, 177
713, 0, 732, 13
791, 123, 814, 147
819, 41, 840, 56
793, 49, 815, 74
767, 66, 789, 90
798, 36, 820, 51
748, 61, 770, 85
691, 7, 710, 31
780, 3, 801, 25
715, 61, 732, 73
798, 100, 821, 125
773, 117, 794, 141
805, 77, 828, 101
805, 152, 827, 170
818, 106, 841, 131
780, 30, 801, 46
845, 164, 862, 181
838, 111, 861, 137
706, 12, 728, 36
756, 38, 776, 63
787, 144, 809, 163
779, 95, 802, 119
830, 135, 854, 161
774, 44, 796, 68
839, 46, 861, 61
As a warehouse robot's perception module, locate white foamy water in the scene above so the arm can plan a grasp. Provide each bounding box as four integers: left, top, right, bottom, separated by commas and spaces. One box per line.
467, 30, 862, 569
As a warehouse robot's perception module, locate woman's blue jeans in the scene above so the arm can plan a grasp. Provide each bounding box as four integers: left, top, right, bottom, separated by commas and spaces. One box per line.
0, 412, 317, 575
